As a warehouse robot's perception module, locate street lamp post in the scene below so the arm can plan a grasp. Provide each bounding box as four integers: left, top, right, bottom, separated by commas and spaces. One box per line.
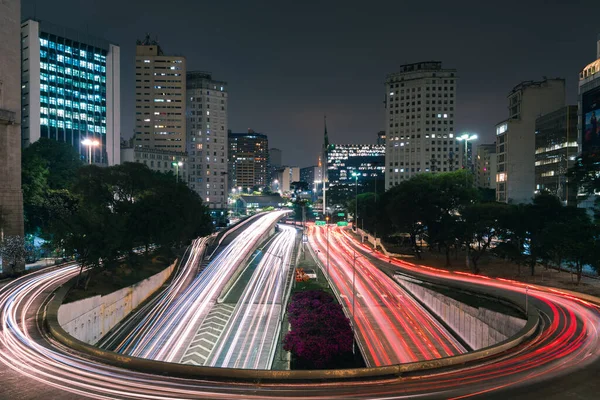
325, 215, 330, 280
456, 133, 477, 270
172, 161, 183, 183
352, 172, 359, 232
456, 133, 478, 185
81, 138, 100, 165
352, 250, 364, 355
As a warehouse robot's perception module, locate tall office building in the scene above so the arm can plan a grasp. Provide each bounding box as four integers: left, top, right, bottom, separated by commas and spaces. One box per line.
534, 105, 578, 205
133, 36, 186, 152
0, 0, 24, 245
187, 71, 228, 210
228, 129, 268, 191
475, 143, 497, 190
21, 19, 120, 165
384, 61, 459, 190
268, 147, 282, 184
578, 35, 600, 210
495, 78, 565, 204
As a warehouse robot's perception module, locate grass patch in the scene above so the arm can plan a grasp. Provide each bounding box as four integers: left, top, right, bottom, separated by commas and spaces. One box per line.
64, 252, 175, 303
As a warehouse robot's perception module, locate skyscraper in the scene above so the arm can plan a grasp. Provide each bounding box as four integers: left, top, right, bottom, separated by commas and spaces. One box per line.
21, 19, 121, 165
578, 35, 600, 210
0, 0, 24, 243
384, 62, 458, 190
495, 78, 565, 204
134, 36, 186, 152
187, 71, 228, 210
228, 129, 268, 191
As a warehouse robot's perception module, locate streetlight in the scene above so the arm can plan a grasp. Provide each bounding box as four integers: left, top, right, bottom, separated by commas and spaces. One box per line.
81, 138, 100, 165
351, 172, 359, 231
325, 215, 330, 280
456, 133, 478, 180
232, 188, 237, 215
351, 249, 365, 355
172, 161, 183, 182
457, 133, 477, 270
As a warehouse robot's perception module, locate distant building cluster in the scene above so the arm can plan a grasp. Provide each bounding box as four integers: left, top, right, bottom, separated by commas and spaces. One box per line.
5, 1, 600, 230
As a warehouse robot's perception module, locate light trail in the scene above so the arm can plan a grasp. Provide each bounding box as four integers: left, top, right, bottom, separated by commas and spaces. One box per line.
113, 211, 290, 362
308, 225, 466, 366
0, 223, 598, 398
207, 224, 297, 369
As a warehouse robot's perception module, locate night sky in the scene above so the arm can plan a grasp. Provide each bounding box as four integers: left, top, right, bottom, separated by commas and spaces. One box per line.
22, 0, 600, 167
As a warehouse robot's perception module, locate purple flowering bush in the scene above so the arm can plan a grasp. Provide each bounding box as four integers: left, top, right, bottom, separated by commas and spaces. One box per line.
283, 290, 353, 368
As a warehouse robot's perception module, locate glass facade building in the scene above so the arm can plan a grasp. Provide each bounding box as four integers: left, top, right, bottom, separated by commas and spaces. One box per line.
327, 144, 385, 186
21, 19, 120, 165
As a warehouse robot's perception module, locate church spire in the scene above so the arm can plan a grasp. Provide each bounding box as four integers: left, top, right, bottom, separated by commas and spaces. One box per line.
323, 115, 329, 151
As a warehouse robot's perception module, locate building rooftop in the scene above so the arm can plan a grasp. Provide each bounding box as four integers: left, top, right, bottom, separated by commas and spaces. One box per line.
22, 18, 115, 49
509, 78, 564, 95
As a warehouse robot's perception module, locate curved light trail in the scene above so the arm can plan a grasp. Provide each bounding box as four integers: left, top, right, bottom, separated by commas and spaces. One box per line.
113, 211, 290, 362
309, 225, 466, 366
0, 224, 598, 398
207, 224, 297, 369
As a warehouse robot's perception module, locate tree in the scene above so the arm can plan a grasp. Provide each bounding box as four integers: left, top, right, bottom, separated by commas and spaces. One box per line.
22, 138, 82, 235
561, 210, 598, 284
461, 202, 511, 273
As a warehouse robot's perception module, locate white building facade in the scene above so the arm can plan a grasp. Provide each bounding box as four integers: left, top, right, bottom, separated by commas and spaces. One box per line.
495, 79, 565, 204
384, 61, 459, 190
187, 71, 228, 210
21, 19, 120, 165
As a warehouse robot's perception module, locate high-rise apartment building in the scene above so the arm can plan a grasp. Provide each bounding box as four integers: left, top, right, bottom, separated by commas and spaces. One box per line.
534, 105, 578, 205
134, 36, 186, 152
475, 143, 497, 190
187, 72, 228, 210
300, 165, 323, 201
0, 0, 25, 245
21, 19, 120, 165
578, 35, 600, 210
495, 78, 565, 204
228, 129, 268, 191
384, 61, 459, 190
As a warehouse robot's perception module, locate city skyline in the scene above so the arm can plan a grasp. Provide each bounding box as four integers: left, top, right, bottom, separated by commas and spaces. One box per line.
21, 0, 600, 167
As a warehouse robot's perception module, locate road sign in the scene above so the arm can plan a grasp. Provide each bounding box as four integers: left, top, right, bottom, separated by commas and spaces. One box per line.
315, 221, 326, 226
337, 221, 348, 226
337, 212, 345, 217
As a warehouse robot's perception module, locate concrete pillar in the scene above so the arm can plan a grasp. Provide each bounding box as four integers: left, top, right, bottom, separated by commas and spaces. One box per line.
0, 0, 24, 241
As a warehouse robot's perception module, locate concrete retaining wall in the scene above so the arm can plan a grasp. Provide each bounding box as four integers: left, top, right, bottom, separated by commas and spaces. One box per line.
397, 278, 526, 350
57, 261, 176, 345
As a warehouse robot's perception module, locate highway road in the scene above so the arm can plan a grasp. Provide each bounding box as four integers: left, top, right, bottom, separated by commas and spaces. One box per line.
206, 224, 296, 369
111, 211, 289, 362
0, 224, 599, 398
309, 224, 466, 366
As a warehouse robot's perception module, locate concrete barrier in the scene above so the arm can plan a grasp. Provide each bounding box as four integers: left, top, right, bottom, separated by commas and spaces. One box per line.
57, 261, 176, 345
45, 273, 539, 382
396, 279, 526, 350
